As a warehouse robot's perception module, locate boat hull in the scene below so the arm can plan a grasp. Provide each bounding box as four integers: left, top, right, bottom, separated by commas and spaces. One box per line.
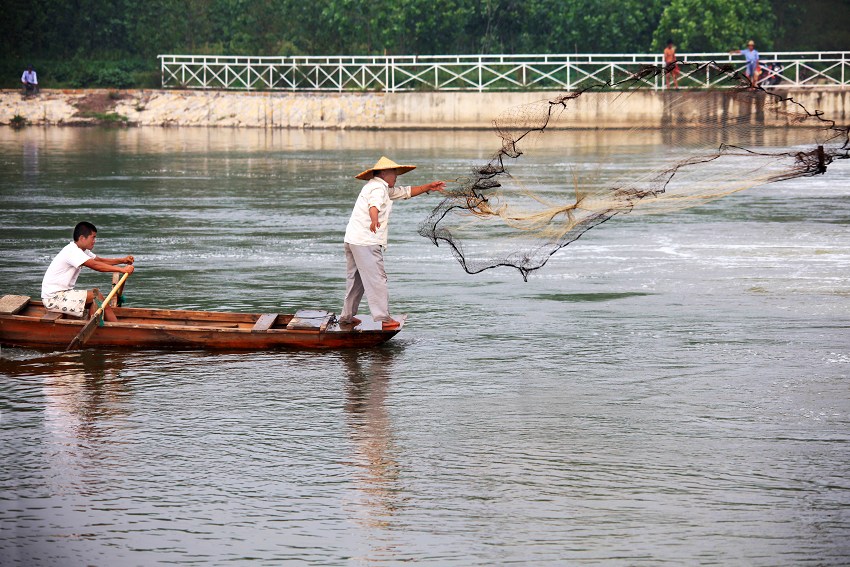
0, 301, 404, 351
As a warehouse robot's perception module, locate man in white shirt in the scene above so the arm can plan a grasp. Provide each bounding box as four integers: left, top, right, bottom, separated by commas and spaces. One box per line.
340, 156, 444, 329
42, 222, 135, 321
21, 65, 38, 96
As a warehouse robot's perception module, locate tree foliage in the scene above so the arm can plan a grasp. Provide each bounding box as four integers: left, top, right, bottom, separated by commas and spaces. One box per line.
1, 0, 847, 87
652, 0, 776, 51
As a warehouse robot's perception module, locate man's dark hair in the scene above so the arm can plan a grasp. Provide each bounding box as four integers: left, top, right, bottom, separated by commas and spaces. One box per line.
73, 221, 97, 241
666, 39, 674, 46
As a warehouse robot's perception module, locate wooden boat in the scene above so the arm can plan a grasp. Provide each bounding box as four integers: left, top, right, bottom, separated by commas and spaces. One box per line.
0, 295, 405, 350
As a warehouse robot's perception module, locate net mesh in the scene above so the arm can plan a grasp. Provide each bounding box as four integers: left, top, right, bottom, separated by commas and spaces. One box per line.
419, 61, 850, 280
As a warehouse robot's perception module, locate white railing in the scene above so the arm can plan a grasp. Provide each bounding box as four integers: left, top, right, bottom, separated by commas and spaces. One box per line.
158, 52, 849, 92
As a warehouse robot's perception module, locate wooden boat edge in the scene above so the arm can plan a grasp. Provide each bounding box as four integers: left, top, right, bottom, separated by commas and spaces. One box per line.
0, 298, 406, 351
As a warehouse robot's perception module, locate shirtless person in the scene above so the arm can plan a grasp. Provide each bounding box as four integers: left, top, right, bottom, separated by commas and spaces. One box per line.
664, 39, 679, 89
41, 222, 134, 321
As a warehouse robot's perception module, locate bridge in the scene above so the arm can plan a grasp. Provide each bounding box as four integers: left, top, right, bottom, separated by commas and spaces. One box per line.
158, 51, 848, 92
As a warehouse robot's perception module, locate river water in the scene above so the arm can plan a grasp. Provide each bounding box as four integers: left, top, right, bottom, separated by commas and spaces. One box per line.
1, 126, 848, 565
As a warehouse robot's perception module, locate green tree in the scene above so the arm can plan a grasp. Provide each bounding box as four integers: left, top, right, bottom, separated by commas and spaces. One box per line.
3, 0, 848, 89
468, 0, 664, 54
380, 0, 478, 54
770, 0, 850, 51
652, 0, 776, 52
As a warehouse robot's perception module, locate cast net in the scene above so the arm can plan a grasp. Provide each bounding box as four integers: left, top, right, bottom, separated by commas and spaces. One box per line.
418, 61, 849, 280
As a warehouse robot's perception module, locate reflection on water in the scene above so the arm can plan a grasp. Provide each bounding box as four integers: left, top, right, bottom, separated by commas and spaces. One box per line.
342, 349, 401, 560
40, 353, 128, 433
22, 138, 39, 179
1, 352, 130, 492
1, 126, 503, 156
1, 124, 829, 156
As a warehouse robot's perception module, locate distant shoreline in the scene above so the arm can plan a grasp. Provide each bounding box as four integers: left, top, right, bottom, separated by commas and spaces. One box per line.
1, 88, 846, 129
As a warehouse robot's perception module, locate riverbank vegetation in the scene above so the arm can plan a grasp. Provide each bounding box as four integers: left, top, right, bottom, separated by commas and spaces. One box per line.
3, 0, 847, 88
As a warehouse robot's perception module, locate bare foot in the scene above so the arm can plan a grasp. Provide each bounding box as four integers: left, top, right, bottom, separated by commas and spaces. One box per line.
340, 316, 361, 326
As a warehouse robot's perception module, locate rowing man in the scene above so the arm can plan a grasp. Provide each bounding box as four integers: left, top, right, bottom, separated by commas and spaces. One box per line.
41, 222, 134, 321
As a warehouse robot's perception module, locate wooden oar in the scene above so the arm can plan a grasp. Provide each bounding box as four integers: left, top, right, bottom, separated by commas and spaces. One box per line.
66, 272, 130, 351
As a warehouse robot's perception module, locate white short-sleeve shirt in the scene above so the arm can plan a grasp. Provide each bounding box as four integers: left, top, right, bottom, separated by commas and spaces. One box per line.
41, 241, 96, 299
344, 177, 412, 247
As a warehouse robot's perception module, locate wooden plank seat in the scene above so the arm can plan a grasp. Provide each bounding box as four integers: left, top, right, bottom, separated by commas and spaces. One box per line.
0, 295, 30, 315
252, 313, 279, 332
41, 311, 64, 322
286, 309, 333, 330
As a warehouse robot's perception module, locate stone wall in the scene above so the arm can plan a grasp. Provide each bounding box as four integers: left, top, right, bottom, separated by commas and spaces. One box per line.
1, 88, 846, 129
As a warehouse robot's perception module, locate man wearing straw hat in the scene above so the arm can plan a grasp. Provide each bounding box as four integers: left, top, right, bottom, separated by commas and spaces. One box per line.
340, 156, 445, 330
730, 40, 761, 86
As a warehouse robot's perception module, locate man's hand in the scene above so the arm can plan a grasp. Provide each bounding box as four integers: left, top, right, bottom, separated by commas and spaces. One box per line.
427, 181, 447, 193
369, 205, 380, 233
123, 255, 134, 264
123, 265, 135, 274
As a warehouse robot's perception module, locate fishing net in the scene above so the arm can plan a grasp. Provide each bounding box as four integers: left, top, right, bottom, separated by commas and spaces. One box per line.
419, 61, 850, 280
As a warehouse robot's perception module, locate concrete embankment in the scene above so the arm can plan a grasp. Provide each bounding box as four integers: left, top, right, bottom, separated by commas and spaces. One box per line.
1, 88, 846, 129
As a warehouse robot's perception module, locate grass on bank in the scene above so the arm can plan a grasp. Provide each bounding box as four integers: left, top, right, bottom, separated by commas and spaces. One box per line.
77, 111, 129, 123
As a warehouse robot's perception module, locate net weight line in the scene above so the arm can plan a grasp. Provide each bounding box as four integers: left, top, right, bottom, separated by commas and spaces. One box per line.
419, 61, 849, 280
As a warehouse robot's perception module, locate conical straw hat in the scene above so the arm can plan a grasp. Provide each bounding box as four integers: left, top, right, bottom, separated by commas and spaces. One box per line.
355, 156, 416, 180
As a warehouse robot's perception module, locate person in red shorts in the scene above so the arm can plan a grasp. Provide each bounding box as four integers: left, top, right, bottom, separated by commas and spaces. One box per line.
664, 39, 680, 89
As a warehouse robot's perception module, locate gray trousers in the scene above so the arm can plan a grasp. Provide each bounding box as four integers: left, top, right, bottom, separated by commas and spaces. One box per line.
340, 243, 390, 322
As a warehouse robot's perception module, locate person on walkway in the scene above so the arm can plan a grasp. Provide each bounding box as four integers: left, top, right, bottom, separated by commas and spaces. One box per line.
42, 222, 134, 321
21, 65, 38, 96
730, 40, 760, 86
663, 39, 679, 89
340, 156, 445, 329
763, 61, 783, 86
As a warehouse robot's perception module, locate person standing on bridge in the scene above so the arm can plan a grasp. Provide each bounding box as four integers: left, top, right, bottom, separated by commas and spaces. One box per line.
730, 40, 761, 86
663, 39, 680, 89
339, 156, 445, 330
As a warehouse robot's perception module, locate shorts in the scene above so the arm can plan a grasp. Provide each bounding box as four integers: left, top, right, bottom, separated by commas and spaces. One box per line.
44, 289, 87, 318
